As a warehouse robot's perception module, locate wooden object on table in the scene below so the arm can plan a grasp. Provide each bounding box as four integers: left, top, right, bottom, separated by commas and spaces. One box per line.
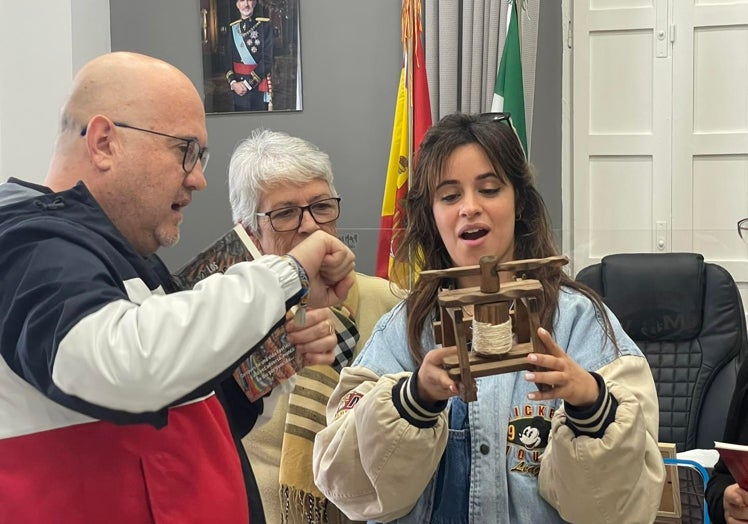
424, 255, 568, 402
655, 442, 682, 523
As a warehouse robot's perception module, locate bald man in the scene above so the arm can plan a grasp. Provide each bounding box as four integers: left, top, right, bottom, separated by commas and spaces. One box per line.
0, 52, 354, 523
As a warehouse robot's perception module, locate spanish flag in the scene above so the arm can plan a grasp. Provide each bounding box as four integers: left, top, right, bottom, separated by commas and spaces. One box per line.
375, 0, 431, 281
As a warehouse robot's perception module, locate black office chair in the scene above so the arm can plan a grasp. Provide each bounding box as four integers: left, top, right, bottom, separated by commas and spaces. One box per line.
575, 253, 747, 452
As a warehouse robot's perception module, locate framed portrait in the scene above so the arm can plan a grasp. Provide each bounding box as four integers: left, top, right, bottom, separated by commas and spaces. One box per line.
199, 0, 302, 114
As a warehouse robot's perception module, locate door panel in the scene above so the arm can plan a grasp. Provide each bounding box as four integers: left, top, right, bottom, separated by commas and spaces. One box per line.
671, 2, 748, 280
572, 0, 748, 281
572, 1, 671, 272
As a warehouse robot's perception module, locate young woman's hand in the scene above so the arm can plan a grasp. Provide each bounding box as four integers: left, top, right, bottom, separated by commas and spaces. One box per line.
523, 327, 599, 407
416, 346, 459, 404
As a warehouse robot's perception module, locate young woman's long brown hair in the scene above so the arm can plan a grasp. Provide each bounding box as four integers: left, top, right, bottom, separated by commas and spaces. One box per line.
394, 112, 615, 366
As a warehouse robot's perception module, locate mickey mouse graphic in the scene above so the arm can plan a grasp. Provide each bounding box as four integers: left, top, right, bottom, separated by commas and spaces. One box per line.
519, 416, 551, 450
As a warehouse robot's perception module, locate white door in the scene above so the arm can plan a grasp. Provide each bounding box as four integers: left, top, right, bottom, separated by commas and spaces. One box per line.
670, 1, 748, 280
570, 0, 748, 278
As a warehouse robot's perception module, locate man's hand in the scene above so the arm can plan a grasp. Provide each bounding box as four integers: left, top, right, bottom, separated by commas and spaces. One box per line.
231, 81, 248, 96
723, 483, 748, 523
288, 230, 354, 309
285, 307, 336, 366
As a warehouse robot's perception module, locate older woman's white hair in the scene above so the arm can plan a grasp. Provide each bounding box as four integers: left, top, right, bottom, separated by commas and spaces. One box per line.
228, 129, 337, 235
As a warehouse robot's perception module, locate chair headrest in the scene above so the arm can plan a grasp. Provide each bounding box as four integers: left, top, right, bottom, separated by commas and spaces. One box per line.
598, 253, 704, 341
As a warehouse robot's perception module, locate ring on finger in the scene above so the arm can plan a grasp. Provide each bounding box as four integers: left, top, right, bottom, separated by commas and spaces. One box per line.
327, 321, 334, 336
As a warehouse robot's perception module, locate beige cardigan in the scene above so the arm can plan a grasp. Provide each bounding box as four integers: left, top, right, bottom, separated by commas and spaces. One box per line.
243, 272, 401, 524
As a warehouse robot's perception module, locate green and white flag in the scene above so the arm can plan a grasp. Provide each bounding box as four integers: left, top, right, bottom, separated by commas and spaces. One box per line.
491, 0, 527, 154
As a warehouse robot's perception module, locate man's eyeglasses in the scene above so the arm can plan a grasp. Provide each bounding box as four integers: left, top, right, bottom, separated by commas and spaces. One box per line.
81, 121, 210, 174
257, 197, 341, 232
738, 218, 748, 244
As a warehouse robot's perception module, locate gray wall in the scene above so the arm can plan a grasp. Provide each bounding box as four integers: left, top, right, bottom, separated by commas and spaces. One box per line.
110, 0, 403, 273
110, 0, 562, 273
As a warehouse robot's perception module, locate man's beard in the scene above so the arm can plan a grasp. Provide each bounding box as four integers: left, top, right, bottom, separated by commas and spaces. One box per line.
156, 225, 180, 248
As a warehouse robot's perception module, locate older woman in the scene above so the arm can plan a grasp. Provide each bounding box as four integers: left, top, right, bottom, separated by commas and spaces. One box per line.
228, 129, 399, 524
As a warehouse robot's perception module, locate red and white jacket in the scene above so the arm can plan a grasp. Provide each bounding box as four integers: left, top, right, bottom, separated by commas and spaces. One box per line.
0, 179, 305, 523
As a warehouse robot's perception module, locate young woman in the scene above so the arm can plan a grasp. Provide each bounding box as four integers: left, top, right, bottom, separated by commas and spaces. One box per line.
313, 112, 664, 523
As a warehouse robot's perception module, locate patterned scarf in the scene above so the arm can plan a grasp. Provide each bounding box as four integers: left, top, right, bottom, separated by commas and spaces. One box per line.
278, 302, 359, 524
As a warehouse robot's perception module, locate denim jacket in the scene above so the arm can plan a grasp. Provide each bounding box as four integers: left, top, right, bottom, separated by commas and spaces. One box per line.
314, 287, 665, 524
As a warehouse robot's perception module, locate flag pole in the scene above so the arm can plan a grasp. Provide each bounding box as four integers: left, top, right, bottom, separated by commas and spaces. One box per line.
457, 0, 463, 111
516, 0, 523, 54
406, 0, 414, 179
405, 0, 416, 290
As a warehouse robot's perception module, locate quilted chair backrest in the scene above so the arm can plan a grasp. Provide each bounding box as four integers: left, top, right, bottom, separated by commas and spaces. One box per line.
575, 253, 747, 451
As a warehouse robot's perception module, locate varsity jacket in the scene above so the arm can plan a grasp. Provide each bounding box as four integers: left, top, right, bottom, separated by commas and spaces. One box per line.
313, 288, 665, 524
0, 179, 306, 523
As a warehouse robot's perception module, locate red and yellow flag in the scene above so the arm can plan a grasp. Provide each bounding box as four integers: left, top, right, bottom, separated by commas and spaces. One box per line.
375, 0, 431, 282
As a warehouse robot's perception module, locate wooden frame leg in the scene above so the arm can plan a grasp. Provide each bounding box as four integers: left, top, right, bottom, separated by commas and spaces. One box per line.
451, 308, 477, 402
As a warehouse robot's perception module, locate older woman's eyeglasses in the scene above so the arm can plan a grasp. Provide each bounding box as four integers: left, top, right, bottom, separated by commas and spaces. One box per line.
81, 121, 210, 174
738, 218, 748, 244
257, 197, 341, 232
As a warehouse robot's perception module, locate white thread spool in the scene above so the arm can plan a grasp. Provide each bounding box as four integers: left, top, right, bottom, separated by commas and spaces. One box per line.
471, 302, 513, 356
473, 317, 513, 355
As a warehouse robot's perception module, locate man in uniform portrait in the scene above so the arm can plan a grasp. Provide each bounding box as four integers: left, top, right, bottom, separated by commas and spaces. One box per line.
225, 0, 274, 112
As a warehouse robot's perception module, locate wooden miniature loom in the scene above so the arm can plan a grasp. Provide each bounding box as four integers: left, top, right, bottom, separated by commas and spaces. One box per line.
420, 255, 569, 402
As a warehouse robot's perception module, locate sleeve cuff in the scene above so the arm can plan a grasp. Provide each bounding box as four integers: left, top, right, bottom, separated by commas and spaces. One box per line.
259, 254, 303, 305
391, 372, 447, 428
564, 371, 618, 438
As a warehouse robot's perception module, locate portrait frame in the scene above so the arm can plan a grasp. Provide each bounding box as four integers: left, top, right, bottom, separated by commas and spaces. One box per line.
199, 0, 302, 114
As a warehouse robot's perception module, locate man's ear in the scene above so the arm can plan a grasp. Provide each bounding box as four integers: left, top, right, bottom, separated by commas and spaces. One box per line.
83, 115, 117, 171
